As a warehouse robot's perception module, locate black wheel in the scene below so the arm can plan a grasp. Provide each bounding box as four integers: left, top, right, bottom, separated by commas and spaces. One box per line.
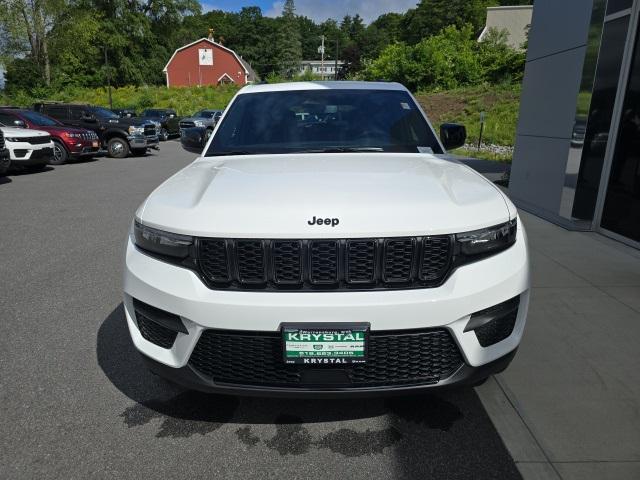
160, 128, 169, 141
131, 148, 147, 156
50, 140, 68, 165
107, 137, 130, 158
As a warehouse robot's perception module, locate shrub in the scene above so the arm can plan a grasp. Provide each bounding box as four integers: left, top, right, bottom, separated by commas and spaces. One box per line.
363, 24, 525, 91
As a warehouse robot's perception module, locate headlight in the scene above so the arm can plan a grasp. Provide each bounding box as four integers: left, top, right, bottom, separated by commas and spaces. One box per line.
456, 218, 517, 257
194, 120, 205, 127
133, 220, 193, 259
5, 137, 21, 142
62, 132, 82, 139
128, 126, 145, 135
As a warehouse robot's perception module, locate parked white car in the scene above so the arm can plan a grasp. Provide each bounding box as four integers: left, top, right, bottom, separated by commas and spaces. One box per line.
124, 81, 530, 396
0, 125, 53, 170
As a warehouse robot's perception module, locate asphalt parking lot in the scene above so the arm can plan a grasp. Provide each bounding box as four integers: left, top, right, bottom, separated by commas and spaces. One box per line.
0, 141, 521, 479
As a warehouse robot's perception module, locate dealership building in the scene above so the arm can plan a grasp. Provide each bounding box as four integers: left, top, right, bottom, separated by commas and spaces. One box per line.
510, 0, 640, 248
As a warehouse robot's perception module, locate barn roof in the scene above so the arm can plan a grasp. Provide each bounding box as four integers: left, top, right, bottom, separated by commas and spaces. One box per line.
163, 38, 249, 76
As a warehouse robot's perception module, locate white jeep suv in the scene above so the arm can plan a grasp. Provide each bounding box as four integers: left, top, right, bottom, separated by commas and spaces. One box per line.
0, 125, 53, 169
124, 82, 529, 396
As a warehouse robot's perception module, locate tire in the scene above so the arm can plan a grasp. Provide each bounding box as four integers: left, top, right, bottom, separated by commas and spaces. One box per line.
131, 148, 147, 156
50, 140, 68, 165
107, 137, 130, 158
160, 128, 169, 141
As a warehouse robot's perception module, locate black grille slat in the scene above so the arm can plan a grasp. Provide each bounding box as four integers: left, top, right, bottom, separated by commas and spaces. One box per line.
420, 237, 453, 281
309, 240, 339, 285
236, 240, 266, 284
346, 240, 376, 284
197, 236, 453, 291
189, 328, 463, 388
272, 241, 303, 285
383, 239, 415, 283
198, 239, 230, 283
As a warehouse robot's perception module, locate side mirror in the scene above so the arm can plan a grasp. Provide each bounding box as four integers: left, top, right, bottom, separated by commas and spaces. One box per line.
13, 119, 27, 128
169, 114, 175, 118
82, 114, 96, 123
180, 126, 207, 154
440, 123, 466, 151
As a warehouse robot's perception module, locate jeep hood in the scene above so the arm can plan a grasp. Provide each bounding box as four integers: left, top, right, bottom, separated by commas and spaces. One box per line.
1, 126, 50, 137
138, 153, 513, 238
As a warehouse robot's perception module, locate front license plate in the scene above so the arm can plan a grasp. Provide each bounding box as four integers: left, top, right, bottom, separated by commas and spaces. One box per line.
92, 141, 99, 148
282, 324, 368, 365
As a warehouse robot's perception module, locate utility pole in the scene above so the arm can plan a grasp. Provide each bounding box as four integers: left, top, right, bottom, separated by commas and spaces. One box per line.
334, 36, 339, 80
319, 35, 325, 79
104, 46, 113, 110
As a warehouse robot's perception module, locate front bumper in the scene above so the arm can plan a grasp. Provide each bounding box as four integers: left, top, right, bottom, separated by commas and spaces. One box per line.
8, 144, 53, 165
123, 218, 530, 395
141, 347, 518, 398
128, 135, 159, 149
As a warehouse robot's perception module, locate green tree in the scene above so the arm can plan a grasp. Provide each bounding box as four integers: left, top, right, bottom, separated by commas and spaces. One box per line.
400, 0, 495, 44
277, 0, 302, 78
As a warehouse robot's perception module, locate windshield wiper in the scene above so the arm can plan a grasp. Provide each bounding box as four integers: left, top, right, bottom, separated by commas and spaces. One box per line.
295, 147, 384, 153
209, 150, 256, 156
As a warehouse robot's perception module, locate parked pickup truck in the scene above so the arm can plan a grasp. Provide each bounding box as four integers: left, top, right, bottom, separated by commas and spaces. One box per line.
33, 103, 159, 158
140, 109, 180, 141
179, 109, 223, 140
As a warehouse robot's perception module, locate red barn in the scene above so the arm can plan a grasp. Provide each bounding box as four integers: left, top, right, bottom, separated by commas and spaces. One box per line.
163, 38, 254, 87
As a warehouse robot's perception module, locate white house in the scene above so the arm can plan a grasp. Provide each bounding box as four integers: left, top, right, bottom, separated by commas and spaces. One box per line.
299, 60, 345, 80
478, 5, 533, 50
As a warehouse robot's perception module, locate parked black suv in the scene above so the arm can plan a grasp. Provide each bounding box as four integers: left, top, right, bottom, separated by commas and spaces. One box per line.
33, 103, 159, 158
140, 109, 180, 141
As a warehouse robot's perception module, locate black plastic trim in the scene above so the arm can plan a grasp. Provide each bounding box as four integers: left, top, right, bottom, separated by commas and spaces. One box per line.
132, 298, 187, 334
141, 347, 518, 398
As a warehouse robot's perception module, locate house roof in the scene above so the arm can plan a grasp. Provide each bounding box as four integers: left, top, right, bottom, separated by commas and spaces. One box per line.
163, 38, 249, 76
239, 57, 260, 83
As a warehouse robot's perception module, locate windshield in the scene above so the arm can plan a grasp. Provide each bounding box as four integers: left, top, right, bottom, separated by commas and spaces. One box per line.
206, 89, 441, 156
93, 107, 119, 119
21, 111, 61, 126
144, 109, 164, 117
194, 110, 215, 118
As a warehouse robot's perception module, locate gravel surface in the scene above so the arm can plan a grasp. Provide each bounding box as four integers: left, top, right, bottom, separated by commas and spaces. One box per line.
0, 141, 521, 479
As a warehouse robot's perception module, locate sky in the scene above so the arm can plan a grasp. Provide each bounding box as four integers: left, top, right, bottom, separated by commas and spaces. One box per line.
199, 0, 418, 24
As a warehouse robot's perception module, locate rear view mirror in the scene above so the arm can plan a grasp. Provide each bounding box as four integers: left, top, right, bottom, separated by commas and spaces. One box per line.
440, 123, 466, 151
13, 119, 27, 128
180, 126, 207, 154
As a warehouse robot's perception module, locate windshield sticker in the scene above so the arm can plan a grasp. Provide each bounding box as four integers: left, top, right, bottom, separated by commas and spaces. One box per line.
400, 102, 411, 110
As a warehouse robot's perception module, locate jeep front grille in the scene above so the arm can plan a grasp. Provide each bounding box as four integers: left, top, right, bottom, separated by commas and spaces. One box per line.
196, 236, 453, 291
189, 328, 463, 388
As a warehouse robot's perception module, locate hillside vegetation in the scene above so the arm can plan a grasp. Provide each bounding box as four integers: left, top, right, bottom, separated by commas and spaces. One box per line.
1, 85, 240, 117
416, 84, 521, 147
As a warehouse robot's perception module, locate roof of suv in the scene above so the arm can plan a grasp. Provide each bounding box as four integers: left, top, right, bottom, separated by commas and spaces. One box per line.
238, 81, 407, 94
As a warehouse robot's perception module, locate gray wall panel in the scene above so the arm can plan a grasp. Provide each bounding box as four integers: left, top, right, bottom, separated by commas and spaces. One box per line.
509, 136, 571, 213
517, 46, 587, 139
526, 0, 594, 61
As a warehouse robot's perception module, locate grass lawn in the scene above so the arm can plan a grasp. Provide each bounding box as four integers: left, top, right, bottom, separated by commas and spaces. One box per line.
415, 84, 521, 148
1, 84, 240, 117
